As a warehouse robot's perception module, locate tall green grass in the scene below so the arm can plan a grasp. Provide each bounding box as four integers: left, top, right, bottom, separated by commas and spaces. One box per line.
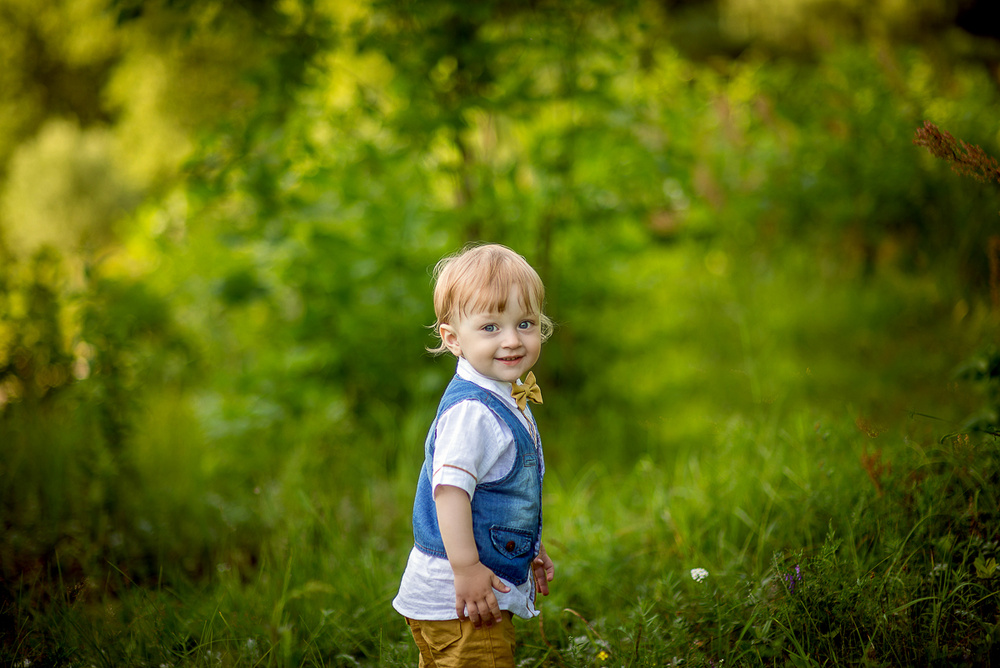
526, 412, 1000, 667
5, 391, 997, 666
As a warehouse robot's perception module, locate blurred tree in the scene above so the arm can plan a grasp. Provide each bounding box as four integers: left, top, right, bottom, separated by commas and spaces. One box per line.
0, 0, 119, 178
0, 0, 333, 253
719, 0, 1000, 81
107, 0, 333, 189
0, 2, 335, 560
138, 0, 1000, 463
0, 249, 73, 407
0, 120, 139, 257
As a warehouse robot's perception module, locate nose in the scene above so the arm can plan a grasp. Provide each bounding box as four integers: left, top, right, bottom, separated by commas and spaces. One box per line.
500, 327, 521, 348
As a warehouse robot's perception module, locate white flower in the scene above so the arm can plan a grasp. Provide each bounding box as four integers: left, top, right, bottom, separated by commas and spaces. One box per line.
690, 568, 709, 583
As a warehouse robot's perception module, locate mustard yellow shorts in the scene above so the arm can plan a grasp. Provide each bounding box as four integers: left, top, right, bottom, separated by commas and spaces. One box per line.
406, 612, 516, 668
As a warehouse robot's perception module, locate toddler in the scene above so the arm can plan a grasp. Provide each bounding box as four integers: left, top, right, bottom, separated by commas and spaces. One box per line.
393, 243, 555, 667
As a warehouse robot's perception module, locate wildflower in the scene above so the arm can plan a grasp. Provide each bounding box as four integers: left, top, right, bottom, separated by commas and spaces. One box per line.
597, 650, 610, 661
690, 568, 709, 583
783, 564, 803, 592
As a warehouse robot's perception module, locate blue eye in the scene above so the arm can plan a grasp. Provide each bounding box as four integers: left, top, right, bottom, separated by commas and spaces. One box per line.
483, 324, 498, 333
518, 320, 534, 329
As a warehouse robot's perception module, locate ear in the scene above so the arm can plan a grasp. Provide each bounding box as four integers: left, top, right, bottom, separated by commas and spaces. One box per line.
439, 323, 462, 357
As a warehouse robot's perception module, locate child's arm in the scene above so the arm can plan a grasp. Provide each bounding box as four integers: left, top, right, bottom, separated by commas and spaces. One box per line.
532, 541, 555, 596
434, 485, 510, 629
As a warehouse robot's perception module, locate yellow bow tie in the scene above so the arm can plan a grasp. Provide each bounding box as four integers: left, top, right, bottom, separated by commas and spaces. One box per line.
511, 372, 543, 412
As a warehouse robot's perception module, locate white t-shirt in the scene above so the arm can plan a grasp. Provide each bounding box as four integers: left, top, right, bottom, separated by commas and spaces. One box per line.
392, 357, 545, 620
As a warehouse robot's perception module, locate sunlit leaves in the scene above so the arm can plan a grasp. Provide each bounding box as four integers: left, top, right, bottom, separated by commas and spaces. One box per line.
0, 119, 139, 256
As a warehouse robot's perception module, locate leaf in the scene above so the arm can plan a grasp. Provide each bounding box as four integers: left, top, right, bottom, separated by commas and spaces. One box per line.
974, 556, 997, 579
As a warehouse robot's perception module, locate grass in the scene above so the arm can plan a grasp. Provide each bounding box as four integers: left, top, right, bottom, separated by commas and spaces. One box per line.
523, 417, 1000, 667
2, 245, 999, 666
5, 399, 997, 666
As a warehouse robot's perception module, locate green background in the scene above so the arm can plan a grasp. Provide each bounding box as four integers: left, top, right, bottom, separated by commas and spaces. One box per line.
2, 0, 999, 665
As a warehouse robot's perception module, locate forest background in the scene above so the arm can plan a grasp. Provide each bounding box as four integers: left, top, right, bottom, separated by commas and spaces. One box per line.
2, 0, 1000, 665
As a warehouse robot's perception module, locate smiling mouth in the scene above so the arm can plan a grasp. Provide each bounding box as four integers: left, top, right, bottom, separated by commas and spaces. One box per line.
497, 356, 522, 362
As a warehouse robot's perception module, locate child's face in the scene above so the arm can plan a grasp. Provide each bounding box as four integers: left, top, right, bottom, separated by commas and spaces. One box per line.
439, 287, 542, 384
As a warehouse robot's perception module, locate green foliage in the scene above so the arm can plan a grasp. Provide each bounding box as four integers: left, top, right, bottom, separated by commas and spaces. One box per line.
955, 346, 1000, 434
0, 249, 74, 405
3, 0, 1000, 665
0, 119, 139, 256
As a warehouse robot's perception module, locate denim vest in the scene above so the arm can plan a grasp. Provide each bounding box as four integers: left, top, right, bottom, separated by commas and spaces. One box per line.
412, 376, 542, 586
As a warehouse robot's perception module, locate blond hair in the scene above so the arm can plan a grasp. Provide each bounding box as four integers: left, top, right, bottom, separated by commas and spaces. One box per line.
428, 243, 553, 355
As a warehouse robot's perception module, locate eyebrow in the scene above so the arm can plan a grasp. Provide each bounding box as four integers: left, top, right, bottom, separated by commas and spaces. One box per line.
463, 302, 539, 317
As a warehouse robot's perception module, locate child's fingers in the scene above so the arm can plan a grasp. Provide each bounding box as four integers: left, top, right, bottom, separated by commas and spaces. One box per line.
458, 592, 502, 630
532, 559, 550, 595
484, 578, 505, 626
469, 601, 485, 628
487, 594, 503, 625
468, 596, 500, 629
491, 574, 510, 593
535, 555, 555, 581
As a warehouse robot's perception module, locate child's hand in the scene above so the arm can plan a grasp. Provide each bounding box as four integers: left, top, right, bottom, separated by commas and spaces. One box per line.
452, 561, 510, 629
532, 542, 555, 596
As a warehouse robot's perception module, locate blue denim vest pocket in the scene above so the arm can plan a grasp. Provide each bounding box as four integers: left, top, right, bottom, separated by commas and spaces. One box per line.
490, 526, 533, 559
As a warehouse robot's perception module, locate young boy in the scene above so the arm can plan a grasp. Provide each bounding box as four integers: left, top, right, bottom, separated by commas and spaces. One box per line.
393, 244, 555, 667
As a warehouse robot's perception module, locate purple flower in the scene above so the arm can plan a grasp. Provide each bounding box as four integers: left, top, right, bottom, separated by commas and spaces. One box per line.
783, 565, 803, 592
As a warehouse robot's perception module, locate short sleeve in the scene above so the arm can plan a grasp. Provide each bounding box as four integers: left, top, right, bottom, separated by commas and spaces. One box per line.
432, 399, 509, 501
